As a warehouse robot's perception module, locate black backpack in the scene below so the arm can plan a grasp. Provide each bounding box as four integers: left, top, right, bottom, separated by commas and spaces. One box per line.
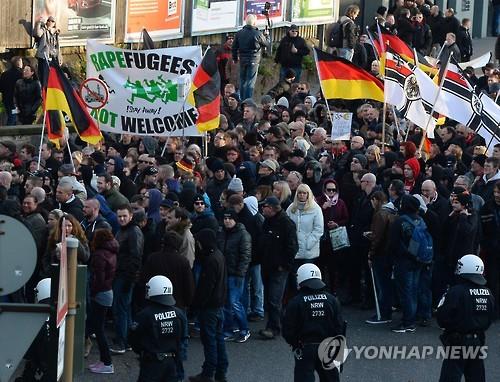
328, 21, 344, 48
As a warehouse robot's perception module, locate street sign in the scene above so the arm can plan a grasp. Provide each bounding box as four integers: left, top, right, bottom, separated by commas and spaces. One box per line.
57, 318, 66, 381
0, 215, 37, 296
56, 219, 68, 328
80, 77, 109, 109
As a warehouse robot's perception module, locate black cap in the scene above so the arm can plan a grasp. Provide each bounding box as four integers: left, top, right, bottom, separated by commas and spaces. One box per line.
143, 166, 159, 176
290, 149, 305, 158
290, 24, 299, 31
90, 151, 105, 164
223, 208, 239, 221
261, 195, 281, 208
228, 92, 240, 102
193, 194, 205, 204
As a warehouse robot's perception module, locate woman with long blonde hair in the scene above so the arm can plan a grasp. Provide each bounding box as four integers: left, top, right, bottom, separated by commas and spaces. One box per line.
286, 183, 324, 267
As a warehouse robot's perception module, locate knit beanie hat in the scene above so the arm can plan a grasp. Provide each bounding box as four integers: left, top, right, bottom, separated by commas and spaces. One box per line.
353, 154, 368, 168
228, 175, 244, 192
404, 157, 421, 179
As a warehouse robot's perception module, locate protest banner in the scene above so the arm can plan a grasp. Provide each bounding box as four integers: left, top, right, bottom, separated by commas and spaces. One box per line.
33, 0, 116, 46
331, 112, 352, 141
86, 40, 203, 137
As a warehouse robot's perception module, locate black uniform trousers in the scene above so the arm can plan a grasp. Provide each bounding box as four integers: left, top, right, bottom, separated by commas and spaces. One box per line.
439, 350, 485, 382
294, 344, 340, 382
137, 357, 177, 382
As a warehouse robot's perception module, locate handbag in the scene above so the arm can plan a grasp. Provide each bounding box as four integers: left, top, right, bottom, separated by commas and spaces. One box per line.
329, 226, 350, 251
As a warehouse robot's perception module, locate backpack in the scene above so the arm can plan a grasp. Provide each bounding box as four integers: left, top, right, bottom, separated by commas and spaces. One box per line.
400, 215, 433, 264
328, 21, 344, 48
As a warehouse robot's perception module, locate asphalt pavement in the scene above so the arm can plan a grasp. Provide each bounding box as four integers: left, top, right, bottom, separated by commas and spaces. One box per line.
75, 304, 500, 382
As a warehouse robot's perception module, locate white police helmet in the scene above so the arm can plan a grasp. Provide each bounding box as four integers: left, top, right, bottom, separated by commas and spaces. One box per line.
34, 278, 51, 303
297, 263, 325, 289
456, 255, 486, 285
145, 275, 176, 306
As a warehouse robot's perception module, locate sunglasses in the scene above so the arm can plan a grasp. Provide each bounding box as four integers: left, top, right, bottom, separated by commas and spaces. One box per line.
326, 188, 337, 192
194, 201, 205, 206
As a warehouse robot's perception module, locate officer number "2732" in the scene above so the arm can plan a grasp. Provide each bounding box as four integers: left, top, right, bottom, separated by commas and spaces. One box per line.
312, 310, 325, 317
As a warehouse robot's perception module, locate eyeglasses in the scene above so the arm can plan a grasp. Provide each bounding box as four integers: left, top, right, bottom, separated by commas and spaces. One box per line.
326, 188, 337, 192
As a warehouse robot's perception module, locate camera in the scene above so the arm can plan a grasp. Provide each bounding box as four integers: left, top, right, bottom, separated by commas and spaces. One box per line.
261, 1, 271, 16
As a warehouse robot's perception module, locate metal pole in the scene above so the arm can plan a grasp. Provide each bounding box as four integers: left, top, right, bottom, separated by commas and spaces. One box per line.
418, 52, 453, 152
370, 264, 381, 321
37, 112, 47, 170
66, 139, 76, 173
63, 237, 79, 382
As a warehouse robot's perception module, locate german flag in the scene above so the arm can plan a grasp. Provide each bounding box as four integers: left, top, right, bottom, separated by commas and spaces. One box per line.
44, 63, 102, 145
187, 48, 220, 132
373, 30, 414, 61
45, 110, 66, 147
373, 30, 437, 75
313, 48, 384, 102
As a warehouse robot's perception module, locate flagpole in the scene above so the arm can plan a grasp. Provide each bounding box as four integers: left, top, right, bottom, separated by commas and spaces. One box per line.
365, 26, 380, 61
66, 138, 76, 173
418, 51, 453, 152
312, 48, 336, 140
37, 112, 47, 170
161, 44, 211, 157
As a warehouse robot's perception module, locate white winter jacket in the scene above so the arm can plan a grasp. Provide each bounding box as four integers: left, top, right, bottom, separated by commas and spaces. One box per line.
286, 203, 324, 260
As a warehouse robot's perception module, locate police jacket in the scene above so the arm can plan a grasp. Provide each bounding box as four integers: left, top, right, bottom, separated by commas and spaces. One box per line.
436, 279, 495, 335
217, 223, 252, 277
129, 301, 188, 356
232, 25, 270, 65
259, 210, 298, 272
283, 287, 344, 348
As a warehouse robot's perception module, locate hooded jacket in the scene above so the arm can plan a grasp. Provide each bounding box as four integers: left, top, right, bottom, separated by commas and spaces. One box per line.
217, 222, 252, 277
260, 210, 299, 272
192, 229, 227, 309
90, 238, 118, 295
472, 171, 500, 203
146, 188, 162, 225
115, 221, 144, 283
274, 33, 310, 68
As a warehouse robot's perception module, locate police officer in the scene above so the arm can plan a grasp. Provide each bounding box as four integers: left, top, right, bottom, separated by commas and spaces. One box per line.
129, 275, 188, 382
17, 278, 52, 382
437, 255, 495, 382
283, 264, 345, 382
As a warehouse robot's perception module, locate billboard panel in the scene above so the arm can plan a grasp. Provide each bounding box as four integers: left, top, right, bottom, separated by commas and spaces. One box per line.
33, 0, 115, 46
192, 0, 239, 34
125, 0, 183, 42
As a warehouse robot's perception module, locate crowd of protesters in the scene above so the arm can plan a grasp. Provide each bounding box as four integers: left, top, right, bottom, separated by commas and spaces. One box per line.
0, 0, 499, 380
